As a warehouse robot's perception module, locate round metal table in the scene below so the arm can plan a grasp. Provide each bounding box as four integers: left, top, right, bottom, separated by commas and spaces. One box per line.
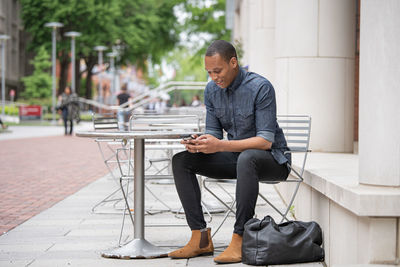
76, 130, 201, 259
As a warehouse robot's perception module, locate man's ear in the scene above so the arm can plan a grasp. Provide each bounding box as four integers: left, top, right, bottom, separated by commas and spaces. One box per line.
230, 57, 238, 68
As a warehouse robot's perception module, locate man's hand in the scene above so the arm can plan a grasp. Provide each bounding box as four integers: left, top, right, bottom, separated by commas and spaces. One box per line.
182, 134, 221, 154
183, 134, 221, 154
182, 134, 271, 154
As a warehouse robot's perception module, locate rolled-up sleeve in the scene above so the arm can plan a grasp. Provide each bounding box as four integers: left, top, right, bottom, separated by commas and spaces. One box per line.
255, 83, 277, 143
204, 87, 223, 139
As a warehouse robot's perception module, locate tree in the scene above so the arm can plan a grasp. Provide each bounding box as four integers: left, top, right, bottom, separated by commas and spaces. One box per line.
20, 0, 184, 99
167, 47, 207, 82
183, 0, 231, 55
147, 1, 230, 87
21, 46, 52, 99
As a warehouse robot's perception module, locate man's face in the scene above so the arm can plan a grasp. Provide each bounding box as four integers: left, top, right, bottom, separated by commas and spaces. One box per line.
205, 53, 238, 89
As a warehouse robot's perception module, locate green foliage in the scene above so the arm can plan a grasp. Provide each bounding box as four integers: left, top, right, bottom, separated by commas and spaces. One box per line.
233, 38, 244, 65
168, 47, 207, 82
42, 113, 60, 121
148, 0, 231, 91
289, 205, 296, 219
0, 105, 19, 116
183, 0, 231, 55
19, 0, 185, 73
161, 47, 206, 105
117, 0, 183, 66
42, 111, 92, 121
79, 77, 94, 96
19, 0, 229, 97
146, 46, 207, 87
21, 46, 52, 99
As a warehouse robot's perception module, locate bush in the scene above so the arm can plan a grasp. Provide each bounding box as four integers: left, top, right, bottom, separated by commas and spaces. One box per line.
42, 111, 92, 121
21, 46, 52, 99
0, 105, 19, 116
42, 113, 60, 120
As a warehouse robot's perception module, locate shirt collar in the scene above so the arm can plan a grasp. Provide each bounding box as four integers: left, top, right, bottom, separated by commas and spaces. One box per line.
226, 67, 245, 92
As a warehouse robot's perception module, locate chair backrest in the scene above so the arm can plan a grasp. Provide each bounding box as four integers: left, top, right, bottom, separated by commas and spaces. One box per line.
92, 112, 119, 131
277, 115, 312, 178
129, 114, 203, 132
168, 106, 206, 123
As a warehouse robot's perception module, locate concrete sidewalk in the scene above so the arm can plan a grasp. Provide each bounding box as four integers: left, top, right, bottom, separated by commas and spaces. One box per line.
0, 121, 93, 141
0, 166, 323, 267
0, 129, 324, 266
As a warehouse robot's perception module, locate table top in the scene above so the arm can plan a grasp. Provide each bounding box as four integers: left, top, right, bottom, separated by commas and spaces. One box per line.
76, 130, 202, 140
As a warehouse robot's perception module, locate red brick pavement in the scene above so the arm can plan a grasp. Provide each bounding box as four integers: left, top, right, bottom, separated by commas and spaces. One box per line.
0, 135, 108, 235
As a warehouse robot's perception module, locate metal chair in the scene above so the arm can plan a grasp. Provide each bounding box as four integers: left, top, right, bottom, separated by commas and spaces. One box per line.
203, 115, 312, 237
116, 113, 214, 244
91, 113, 129, 214
91, 112, 189, 214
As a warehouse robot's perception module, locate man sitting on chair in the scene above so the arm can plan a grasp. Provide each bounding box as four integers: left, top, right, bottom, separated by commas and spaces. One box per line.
168, 40, 291, 264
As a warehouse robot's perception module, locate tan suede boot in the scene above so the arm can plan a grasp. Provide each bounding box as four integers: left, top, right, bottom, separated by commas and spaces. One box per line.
168, 228, 214, 259
214, 233, 242, 264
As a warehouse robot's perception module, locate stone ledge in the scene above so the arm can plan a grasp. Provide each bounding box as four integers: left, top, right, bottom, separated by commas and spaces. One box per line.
292, 153, 400, 217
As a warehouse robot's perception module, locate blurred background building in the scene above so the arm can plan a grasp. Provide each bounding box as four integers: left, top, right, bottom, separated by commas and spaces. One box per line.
0, 0, 33, 99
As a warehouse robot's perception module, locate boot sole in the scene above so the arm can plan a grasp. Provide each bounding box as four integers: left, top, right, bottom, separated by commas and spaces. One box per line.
169, 251, 214, 259
214, 259, 242, 264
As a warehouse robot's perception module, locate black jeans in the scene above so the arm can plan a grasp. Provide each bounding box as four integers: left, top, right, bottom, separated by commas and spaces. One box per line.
172, 149, 289, 235
62, 109, 73, 135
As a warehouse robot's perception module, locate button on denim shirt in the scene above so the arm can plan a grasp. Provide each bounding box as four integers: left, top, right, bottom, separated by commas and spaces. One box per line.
204, 67, 291, 166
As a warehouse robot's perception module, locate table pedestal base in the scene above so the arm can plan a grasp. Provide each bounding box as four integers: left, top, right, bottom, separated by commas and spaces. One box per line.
101, 238, 170, 259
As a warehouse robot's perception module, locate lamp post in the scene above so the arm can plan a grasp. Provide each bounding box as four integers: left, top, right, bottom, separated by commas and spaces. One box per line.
44, 22, 63, 124
64, 31, 81, 94
94, 45, 107, 103
0, 34, 10, 117
107, 51, 117, 103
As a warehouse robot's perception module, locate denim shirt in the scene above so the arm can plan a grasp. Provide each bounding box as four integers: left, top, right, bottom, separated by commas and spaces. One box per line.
204, 67, 291, 166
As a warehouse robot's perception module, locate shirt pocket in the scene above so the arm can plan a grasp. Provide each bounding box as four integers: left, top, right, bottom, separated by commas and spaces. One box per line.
236, 108, 255, 132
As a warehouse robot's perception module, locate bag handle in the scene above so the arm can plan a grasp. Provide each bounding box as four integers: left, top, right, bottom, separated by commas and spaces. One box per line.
259, 215, 281, 231
259, 215, 273, 227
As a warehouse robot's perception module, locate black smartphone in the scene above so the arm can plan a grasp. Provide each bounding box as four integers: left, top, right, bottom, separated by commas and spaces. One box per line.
182, 134, 195, 141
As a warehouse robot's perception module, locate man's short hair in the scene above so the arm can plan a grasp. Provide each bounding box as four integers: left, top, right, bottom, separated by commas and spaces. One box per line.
206, 40, 237, 63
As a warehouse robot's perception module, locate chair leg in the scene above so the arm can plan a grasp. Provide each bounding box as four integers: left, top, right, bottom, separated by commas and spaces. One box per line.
92, 186, 124, 213
200, 200, 213, 223
145, 184, 172, 211
92, 142, 126, 214
118, 178, 130, 246
212, 200, 236, 238
119, 176, 135, 232
279, 181, 302, 223
258, 181, 302, 223
202, 179, 237, 237
257, 192, 290, 222
203, 179, 236, 214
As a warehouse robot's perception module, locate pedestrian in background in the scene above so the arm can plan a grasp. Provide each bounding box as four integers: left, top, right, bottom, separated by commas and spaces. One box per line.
117, 83, 131, 131
58, 86, 80, 135
9, 89, 15, 102
191, 95, 202, 107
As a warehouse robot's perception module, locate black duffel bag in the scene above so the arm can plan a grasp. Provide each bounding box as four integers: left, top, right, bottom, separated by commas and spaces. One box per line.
242, 215, 324, 265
